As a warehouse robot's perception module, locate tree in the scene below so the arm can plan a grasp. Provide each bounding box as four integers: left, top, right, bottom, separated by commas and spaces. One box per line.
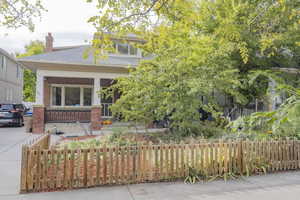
88, 0, 300, 131
17, 40, 44, 102
0, 0, 45, 31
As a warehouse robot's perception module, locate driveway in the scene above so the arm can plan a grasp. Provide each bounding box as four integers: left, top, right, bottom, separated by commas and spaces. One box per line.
0, 126, 33, 196
1, 127, 300, 200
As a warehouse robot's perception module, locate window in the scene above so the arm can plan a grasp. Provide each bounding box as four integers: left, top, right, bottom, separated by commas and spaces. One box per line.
83, 88, 92, 106
117, 43, 129, 54
51, 85, 93, 106
3, 56, 6, 74
52, 87, 62, 106
110, 42, 138, 56
0, 104, 14, 111
0, 55, 6, 74
16, 65, 20, 78
129, 45, 138, 55
0, 55, 3, 70
65, 87, 81, 106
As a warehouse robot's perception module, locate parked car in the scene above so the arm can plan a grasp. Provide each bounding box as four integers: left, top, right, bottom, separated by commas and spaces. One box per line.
0, 104, 28, 127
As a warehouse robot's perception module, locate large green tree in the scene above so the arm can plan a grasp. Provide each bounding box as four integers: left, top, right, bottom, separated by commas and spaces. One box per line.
88, 0, 300, 130
17, 40, 44, 102
0, 0, 45, 31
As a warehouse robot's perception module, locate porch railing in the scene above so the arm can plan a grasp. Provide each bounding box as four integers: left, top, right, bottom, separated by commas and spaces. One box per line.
45, 109, 91, 123
101, 103, 113, 118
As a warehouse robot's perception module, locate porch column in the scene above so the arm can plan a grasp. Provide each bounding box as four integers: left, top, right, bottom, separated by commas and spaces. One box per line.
36, 72, 44, 105
93, 78, 101, 105
268, 79, 277, 111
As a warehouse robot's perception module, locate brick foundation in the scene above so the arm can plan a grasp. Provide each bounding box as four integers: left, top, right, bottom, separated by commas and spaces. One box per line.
32, 105, 45, 134
91, 106, 102, 130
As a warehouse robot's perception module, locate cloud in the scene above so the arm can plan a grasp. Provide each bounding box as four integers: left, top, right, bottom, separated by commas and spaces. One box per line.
0, 0, 98, 53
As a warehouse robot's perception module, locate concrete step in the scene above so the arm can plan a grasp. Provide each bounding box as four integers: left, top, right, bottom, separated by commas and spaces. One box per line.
45, 123, 90, 134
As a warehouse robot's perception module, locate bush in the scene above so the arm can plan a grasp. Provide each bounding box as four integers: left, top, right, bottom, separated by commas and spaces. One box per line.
227, 88, 300, 139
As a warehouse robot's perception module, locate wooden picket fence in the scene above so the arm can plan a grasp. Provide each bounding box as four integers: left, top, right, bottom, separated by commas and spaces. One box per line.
20, 138, 300, 193
26, 133, 51, 149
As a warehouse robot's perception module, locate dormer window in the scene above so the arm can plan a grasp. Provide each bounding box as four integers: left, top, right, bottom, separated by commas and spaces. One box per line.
118, 43, 129, 54
111, 42, 139, 56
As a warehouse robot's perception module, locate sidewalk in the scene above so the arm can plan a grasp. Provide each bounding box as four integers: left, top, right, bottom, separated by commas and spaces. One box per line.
2, 172, 300, 200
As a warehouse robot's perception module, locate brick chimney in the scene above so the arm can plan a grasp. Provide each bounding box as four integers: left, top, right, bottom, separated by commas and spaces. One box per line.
45, 33, 54, 52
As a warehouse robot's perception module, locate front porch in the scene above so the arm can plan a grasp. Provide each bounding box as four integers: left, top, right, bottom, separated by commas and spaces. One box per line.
38, 76, 120, 123
32, 70, 125, 133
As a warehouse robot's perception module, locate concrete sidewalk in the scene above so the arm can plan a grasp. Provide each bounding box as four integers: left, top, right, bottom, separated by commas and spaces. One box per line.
0, 126, 32, 196
1, 127, 300, 200
1, 172, 299, 200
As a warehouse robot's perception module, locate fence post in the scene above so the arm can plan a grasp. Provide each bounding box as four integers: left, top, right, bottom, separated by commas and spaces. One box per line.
20, 145, 28, 193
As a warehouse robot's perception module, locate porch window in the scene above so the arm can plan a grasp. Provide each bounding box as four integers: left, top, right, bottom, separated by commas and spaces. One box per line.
51, 85, 93, 107
101, 88, 113, 117
65, 87, 81, 106
83, 88, 92, 106
52, 87, 62, 106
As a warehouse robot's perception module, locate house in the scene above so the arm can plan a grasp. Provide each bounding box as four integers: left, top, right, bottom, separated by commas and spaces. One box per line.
0, 48, 24, 104
18, 33, 297, 134
18, 33, 147, 133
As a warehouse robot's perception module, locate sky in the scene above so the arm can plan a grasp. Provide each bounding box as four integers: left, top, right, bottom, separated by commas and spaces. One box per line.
0, 0, 99, 54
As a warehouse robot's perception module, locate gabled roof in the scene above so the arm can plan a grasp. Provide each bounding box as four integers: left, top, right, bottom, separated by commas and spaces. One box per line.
0, 48, 25, 68
0, 48, 18, 63
18, 45, 151, 69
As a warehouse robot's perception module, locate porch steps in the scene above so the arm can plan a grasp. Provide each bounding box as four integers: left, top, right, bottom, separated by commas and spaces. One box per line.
45, 123, 90, 135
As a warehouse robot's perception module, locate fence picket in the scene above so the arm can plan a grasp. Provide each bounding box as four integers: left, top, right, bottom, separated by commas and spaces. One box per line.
155, 144, 159, 180
120, 146, 125, 184
125, 145, 130, 183
170, 143, 174, 178
180, 143, 185, 177
109, 147, 113, 184
70, 149, 75, 188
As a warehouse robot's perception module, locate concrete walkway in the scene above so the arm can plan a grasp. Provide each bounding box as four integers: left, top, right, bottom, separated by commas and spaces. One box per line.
1, 127, 300, 200
0, 126, 32, 196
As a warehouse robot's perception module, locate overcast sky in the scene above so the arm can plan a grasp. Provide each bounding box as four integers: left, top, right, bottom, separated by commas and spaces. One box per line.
0, 0, 99, 54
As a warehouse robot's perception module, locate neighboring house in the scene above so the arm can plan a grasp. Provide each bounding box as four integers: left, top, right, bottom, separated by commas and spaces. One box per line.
18, 33, 148, 132
0, 48, 24, 104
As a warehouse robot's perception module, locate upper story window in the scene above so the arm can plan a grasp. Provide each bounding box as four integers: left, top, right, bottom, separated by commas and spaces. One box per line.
16, 65, 20, 78
111, 42, 139, 56
0, 55, 7, 74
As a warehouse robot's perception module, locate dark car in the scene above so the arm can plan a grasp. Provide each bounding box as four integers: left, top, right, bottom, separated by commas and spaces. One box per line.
0, 104, 28, 127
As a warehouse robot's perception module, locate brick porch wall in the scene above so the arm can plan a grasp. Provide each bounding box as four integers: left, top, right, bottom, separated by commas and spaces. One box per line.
91, 106, 102, 130
32, 106, 45, 134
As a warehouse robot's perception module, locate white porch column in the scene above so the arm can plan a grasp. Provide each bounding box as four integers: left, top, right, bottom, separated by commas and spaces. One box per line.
93, 78, 101, 105
268, 79, 277, 111
36, 71, 44, 105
